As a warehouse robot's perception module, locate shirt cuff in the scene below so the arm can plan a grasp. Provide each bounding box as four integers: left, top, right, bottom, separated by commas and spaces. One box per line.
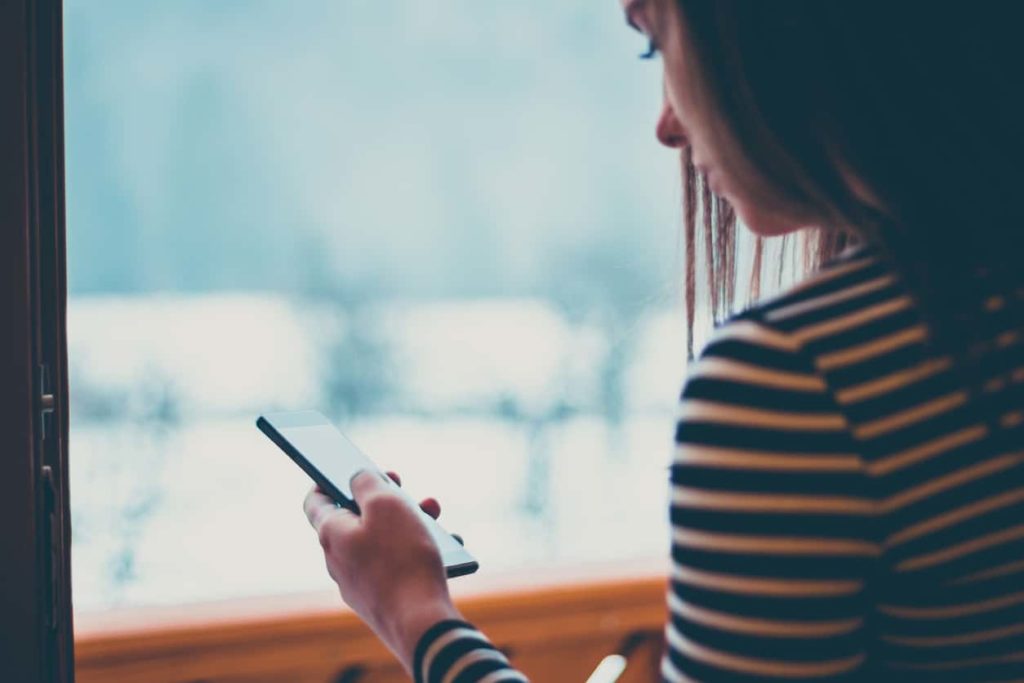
412, 618, 477, 683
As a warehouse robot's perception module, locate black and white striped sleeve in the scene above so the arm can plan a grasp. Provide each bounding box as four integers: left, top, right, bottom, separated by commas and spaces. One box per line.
661, 316, 879, 682
413, 619, 528, 683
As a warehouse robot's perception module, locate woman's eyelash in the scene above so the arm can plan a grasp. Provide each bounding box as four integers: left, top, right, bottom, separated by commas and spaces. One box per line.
639, 38, 660, 60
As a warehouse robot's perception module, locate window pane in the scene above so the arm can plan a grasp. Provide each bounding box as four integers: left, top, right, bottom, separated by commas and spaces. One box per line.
66, 0, 683, 612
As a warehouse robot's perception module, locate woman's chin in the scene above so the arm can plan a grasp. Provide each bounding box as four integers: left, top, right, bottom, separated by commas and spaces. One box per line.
733, 200, 809, 238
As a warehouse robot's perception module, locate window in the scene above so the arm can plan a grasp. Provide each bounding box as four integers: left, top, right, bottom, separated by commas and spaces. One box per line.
66, 0, 684, 618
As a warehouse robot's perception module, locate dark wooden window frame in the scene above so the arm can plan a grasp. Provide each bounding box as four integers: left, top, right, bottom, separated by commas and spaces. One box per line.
0, 0, 74, 680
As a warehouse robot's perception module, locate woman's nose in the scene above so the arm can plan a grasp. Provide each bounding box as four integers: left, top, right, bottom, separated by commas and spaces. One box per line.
656, 100, 688, 149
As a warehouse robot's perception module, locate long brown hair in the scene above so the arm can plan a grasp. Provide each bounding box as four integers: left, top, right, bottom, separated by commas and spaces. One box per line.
681, 146, 846, 360
677, 1, 1024, 385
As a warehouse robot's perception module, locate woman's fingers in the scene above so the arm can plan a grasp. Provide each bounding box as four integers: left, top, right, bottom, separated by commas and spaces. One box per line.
419, 497, 441, 520
383, 471, 441, 519
303, 486, 356, 538
303, 486, 335, 527
349, 469, 394, 517
309, 472, 443, 525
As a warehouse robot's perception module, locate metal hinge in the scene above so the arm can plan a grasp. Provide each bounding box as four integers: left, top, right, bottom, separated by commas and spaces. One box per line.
35, 363, 61, 630
36, 363, 55, 441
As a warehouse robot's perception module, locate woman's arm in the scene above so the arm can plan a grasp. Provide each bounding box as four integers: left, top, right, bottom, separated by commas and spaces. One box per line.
660, 316, 877, 682
304, 473, 528, 682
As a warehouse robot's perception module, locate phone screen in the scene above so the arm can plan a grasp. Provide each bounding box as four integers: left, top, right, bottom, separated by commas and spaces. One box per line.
257, 411, 479, 578
281, 421, 381, 502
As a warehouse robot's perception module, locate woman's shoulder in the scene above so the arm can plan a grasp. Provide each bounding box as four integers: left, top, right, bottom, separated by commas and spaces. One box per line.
754, 242, 895, 326
726, 242, 896, 329
700, 241, 903, 368
677, 246, 886, 457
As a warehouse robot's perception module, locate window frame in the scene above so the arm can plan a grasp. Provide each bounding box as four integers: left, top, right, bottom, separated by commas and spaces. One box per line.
0, 0, 74, 680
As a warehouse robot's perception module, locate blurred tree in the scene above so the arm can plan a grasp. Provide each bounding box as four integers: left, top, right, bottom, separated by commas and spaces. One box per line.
545, 238, 665, 427
299, 233, 398, 419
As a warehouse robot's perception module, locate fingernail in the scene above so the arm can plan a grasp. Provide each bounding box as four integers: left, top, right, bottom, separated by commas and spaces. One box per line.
349, 468, 368, 488
349, 468, 388, 488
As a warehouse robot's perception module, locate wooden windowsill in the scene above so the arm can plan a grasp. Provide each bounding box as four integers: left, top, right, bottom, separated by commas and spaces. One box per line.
75, 558, 670, 683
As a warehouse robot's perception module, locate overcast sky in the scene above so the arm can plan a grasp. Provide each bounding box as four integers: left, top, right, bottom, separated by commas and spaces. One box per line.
64, 0, 682, 301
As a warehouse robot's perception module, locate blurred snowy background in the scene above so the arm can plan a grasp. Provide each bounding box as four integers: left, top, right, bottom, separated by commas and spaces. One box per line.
64, 0, 690, 611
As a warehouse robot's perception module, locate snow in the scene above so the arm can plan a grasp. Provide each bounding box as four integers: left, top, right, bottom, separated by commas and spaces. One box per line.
69, 295, 684, 611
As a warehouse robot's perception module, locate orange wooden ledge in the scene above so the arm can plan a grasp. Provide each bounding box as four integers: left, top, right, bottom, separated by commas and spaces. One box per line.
75, 560, 669, 683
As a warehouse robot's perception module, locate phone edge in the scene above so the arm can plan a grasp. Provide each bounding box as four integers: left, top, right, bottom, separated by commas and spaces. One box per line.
255, 415, 359, 513
255, 414, 479, 579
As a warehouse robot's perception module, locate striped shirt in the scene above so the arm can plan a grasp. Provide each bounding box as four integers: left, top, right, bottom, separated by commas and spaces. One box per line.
413, 245, 1024, 682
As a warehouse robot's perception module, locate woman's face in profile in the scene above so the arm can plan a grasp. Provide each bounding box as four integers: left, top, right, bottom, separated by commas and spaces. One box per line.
621, 0, 812, 236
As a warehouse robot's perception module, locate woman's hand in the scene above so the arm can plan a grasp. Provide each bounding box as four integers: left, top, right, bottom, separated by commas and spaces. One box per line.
303, 470, 462, 674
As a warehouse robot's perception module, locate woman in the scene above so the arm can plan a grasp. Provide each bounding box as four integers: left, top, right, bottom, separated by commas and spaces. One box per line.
303, 1, 1024, 680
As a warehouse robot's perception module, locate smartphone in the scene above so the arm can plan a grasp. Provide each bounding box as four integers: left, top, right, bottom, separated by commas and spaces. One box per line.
256, 410, 479, 578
